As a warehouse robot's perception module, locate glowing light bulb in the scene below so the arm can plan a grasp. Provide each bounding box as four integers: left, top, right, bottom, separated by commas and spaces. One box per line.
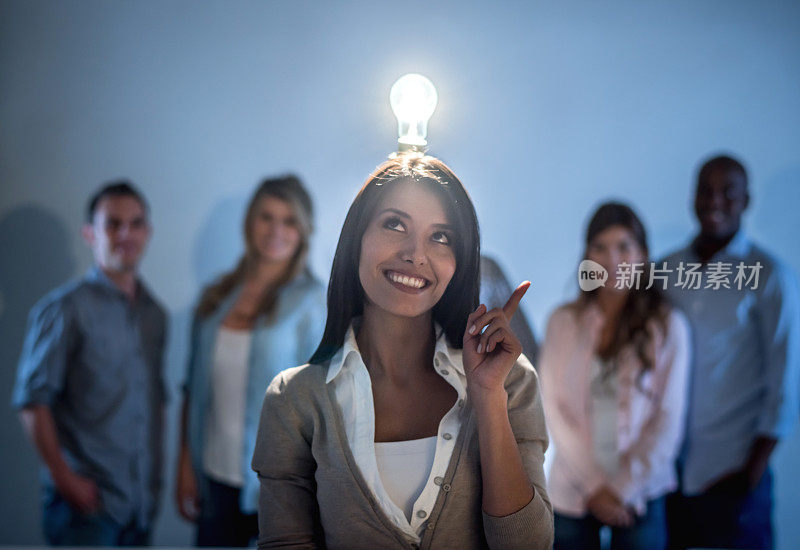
390, 74, 438, 151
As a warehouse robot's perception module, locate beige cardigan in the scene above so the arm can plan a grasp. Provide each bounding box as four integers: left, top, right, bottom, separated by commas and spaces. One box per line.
251, 354, 554, 550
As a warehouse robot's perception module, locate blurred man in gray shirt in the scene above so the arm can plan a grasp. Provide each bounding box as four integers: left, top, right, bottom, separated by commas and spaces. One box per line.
12, 181, 167, 546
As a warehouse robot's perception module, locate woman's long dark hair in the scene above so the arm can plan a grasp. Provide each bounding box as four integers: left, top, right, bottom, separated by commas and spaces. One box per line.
310, 153, 481, 364
578, 201, 669, 372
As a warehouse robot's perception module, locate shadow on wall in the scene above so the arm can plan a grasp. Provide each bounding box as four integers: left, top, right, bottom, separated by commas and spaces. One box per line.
0, 205, 77, 545
751, 166, 800, 247
191, 194, 248, 289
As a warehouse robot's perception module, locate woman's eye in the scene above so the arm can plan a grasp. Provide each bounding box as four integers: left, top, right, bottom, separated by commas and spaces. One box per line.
431, 231, 451, 245
383, 217, 406, 232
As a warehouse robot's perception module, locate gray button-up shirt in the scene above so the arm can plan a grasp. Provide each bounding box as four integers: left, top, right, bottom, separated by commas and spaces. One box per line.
12, 266, 168, 528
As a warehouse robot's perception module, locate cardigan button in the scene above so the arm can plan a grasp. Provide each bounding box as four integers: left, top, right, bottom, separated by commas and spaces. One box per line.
442, 433, 452, 440
442, 483, 451, 492
434, 476, 443, 486
417, 510, 427, 518
427, 522, 435, 531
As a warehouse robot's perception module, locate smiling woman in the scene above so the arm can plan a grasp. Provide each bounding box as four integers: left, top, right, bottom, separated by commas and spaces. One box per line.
251, 152, 554, 549
310, 154, 480, 363
176, 175, 327, 548
358, 184, 457, 318
540, 202, 689, 550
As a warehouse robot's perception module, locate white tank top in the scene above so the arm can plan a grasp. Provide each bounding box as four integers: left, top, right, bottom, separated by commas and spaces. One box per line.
374, 436, 438, 522
590, 356, 619, 475
203, 326, 252, 486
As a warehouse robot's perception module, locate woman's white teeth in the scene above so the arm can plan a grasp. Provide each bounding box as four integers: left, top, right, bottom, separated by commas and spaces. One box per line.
389, 271, 425, 288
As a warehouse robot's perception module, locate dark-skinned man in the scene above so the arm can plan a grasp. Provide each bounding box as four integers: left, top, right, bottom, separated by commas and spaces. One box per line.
661, 155, 799, 550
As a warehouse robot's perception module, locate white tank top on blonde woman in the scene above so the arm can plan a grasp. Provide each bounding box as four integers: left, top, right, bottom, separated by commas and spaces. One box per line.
203, 326, 252, 487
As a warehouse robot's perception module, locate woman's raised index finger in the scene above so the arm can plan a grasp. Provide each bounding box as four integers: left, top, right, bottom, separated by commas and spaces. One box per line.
503, 281, 531, 319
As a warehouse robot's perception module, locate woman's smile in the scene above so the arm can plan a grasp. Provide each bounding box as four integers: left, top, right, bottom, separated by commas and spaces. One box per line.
358, 181, 456, 318
383, 269, 432, 292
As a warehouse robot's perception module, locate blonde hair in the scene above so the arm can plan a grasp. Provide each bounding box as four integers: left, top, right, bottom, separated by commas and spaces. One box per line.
196, 175, 314, 319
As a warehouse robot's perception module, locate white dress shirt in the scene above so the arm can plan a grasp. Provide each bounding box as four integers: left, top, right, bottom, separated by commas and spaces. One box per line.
326, 322, 468, 543
661, 231, 800, 494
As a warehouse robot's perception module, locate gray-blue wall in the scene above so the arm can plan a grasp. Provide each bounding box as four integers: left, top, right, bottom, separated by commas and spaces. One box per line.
2, 1, 798, 547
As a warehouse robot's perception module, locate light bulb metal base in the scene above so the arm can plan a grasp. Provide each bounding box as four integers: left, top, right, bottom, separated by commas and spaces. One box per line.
397, 141, 428, 153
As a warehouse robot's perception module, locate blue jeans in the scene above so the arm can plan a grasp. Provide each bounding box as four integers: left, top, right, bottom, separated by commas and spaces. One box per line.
195, 476, 258, 547
666, 469, 773, 550
554, 497, 666, 550
42, 491, 150, 546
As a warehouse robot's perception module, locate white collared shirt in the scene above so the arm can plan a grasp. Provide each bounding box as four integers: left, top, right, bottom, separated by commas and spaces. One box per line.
326, 323, 468, 543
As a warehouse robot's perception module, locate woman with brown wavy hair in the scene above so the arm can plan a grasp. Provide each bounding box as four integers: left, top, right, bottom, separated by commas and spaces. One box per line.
175, 175, 326, 547
540, 202, 690, 550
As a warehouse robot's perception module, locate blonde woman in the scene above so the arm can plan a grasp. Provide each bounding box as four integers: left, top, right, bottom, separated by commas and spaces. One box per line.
176, 175, 326, 547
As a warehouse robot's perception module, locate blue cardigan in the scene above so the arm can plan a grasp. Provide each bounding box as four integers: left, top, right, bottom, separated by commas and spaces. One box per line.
184, 269, 327, 513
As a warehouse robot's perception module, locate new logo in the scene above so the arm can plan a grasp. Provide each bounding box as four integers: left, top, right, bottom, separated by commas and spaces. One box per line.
578, 260, 608, 291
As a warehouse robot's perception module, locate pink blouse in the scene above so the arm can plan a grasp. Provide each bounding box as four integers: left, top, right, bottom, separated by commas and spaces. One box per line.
540, 302, 691, 516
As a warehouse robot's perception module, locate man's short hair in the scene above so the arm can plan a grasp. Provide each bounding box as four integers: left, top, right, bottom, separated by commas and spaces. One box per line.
697, 155, 748, 189
86, 180, 149, 223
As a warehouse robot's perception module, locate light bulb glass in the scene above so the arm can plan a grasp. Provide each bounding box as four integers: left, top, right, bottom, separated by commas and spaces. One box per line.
390, 74, 438, 149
